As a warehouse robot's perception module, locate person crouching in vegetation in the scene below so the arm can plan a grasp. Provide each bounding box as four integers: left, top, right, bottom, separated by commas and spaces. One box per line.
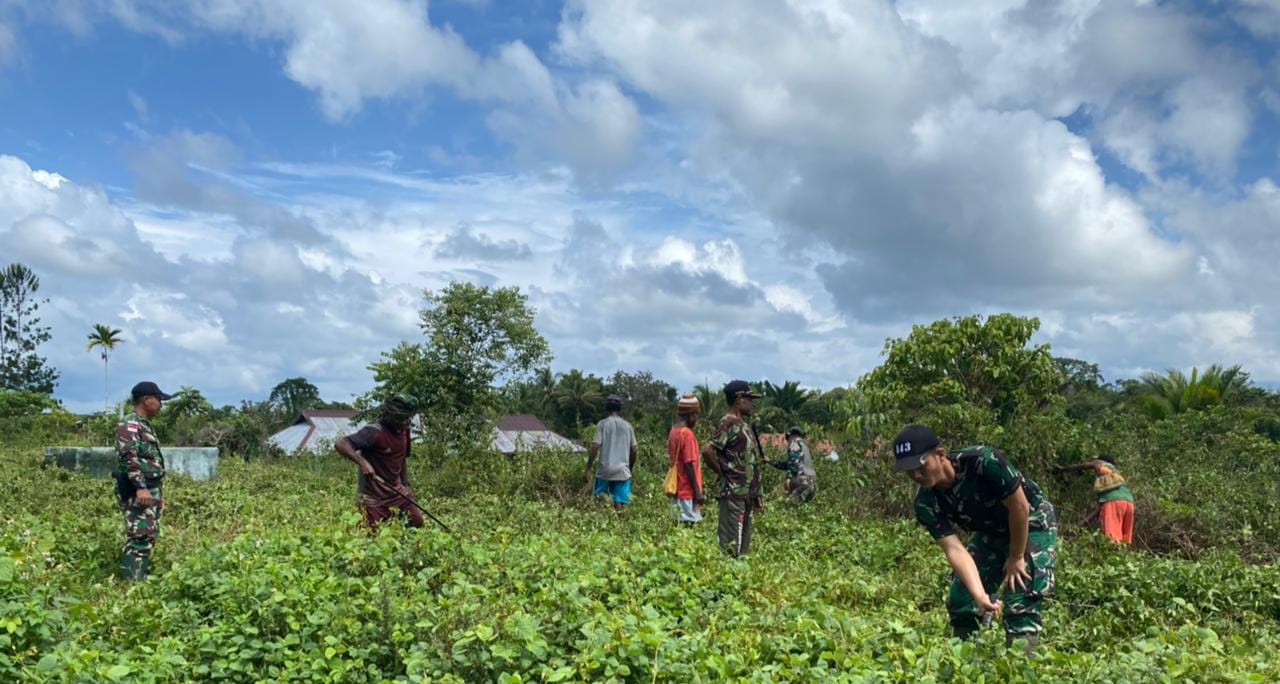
668, 393, 704, 526
115, 381, 172, 581
705, 380, 764, 557
769, 426, 817, 503
336, 394, 425, 531
893, 424, 1058, 652
1054, 455, 1135, 545
585, 395, 638, 512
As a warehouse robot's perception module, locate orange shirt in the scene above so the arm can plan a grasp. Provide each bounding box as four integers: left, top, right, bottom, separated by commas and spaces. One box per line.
667, 426, 702, 500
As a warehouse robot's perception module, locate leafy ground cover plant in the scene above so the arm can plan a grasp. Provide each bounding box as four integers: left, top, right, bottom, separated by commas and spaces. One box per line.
4, 444, 1280, 682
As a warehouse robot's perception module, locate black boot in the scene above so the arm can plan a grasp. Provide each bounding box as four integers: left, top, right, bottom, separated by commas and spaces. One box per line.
120, 554, 150, 582
120, 554, 140, 582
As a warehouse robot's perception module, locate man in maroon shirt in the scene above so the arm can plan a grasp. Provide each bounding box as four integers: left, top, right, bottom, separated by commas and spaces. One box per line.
336, 394, 424, 530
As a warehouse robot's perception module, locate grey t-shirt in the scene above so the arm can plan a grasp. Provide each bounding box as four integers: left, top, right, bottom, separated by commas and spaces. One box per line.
791, 440, 817, 478
593, 414, 637, 481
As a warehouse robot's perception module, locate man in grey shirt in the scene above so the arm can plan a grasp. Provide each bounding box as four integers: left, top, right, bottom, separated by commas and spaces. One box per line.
585, 395, 638, 511
770, 427, 817, 503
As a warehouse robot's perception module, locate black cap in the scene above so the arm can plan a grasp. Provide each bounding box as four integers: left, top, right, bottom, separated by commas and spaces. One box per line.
130, 381, 173, 402
605, 394, 624, 410
892, 424, 940, 472
1097, 454, 1116, 465
787, 426, 805, 437
723, 380, 763, 404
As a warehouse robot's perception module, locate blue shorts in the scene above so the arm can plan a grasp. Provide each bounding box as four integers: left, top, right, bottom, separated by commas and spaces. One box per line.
593, 478, 632, 505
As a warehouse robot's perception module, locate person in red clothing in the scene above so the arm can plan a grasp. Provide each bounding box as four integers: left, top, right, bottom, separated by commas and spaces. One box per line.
669, 393, 704, 526
336, 394, 424, 531
1054, 455, 1135, 544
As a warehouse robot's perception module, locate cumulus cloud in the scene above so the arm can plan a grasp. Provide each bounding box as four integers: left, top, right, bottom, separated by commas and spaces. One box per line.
187, 0, 477, 121
557, 2, 1191, 320
435, 223, 533, 261
128, 129, 329, 244
897, 0, 1260, 179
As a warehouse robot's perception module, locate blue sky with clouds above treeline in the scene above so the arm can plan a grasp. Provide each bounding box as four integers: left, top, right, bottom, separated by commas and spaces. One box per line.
0, 0, 1278, 413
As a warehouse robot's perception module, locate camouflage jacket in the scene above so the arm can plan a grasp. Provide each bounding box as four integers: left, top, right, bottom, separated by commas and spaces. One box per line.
914, 446, 1055, 541
116, 411, 165, 488
771, 439, 816, 479
709, 414, 760, 500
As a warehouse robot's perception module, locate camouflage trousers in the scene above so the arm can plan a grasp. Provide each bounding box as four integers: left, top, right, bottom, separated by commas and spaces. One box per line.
117, 484, 163, 577
948, 527, 1058, 639
786, 475, 817, 503
717, 498, 755, 558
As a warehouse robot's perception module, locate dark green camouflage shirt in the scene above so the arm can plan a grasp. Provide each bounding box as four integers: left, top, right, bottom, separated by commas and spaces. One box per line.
914, 446, 1054, 541
770, 438, 816, 479
115, 411, 165, 488
709, 414, 760, 499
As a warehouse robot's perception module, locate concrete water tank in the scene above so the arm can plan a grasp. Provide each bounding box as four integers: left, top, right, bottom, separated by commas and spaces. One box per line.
43, 447, 219, 481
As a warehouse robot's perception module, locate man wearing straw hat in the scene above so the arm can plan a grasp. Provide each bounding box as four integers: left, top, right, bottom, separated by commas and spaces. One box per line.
668, 393, 705, 526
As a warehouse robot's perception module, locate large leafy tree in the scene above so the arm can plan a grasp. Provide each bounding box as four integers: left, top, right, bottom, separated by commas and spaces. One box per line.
604, 370, 676, 417
366, 283, 551, 438
86, 324, 124, 411
0, 263, 59, 393
859, 314, 1063, 429
269, 377, 323, 420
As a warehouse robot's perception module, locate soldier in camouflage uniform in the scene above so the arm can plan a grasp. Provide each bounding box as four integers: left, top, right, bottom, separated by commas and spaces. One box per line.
769, 426, 817, 503
703, 380, 764, 557
892, 424, 1057, 652
115, 381, 172, 582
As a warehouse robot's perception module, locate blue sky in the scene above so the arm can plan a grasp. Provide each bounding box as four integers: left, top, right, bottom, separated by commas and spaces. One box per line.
0, 0, 1277, 412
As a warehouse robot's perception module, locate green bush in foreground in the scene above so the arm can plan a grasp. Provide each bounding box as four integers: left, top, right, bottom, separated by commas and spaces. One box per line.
3, 446, 1280, 683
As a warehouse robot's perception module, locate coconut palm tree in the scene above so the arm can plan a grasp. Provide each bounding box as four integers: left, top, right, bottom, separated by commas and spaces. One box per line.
1134, 364, 1248, 419
552, 369, 604, 431
693, 382, 728, 420
762, 380, 815, 419
86, 324, 124, 412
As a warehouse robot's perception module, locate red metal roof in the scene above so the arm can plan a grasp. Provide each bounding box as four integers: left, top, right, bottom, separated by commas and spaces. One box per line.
498, 414, 552, 432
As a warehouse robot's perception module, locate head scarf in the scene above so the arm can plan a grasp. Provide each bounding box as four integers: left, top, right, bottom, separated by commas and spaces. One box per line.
381, 393, 418, 422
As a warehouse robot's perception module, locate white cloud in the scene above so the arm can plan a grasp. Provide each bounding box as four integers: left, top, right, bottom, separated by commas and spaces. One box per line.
0, 19, 16, 68
121, 289, 229, 353
190, 0, 477, 121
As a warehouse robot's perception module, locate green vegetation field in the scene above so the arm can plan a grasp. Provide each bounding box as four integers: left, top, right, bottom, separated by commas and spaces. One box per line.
4, 443, 1280, 683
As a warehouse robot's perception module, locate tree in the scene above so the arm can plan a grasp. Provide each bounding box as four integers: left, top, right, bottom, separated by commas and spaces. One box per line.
365, 283, 552, 439
0, 263, 59, 393
1054, 357, 1118, 420
760, 380, 815, 426
269, 377, 323, 420
604, 370, 676, 417
693, 382, 728, 421
832, 387, 890, 444
859, 314, 1063, 428
86, 324, 125, 411
1134, 365, 1249, 419
551, 369, 605, 432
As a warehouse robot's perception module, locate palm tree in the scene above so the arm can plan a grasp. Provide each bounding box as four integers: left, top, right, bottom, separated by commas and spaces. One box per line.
762, 380, 815, 417
86, 324, 124, 412
1134, 364, 1248, 419
693, 382, 728, 420
552, 369, 604, 431
532, 367, 557, 415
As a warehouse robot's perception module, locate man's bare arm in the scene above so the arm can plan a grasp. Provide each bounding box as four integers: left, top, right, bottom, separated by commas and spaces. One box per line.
336, 437, 374, 476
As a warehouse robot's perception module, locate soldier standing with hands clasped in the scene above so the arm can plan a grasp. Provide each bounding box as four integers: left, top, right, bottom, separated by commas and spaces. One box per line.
704, 380, 764, 557
115, 381, 172, 582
